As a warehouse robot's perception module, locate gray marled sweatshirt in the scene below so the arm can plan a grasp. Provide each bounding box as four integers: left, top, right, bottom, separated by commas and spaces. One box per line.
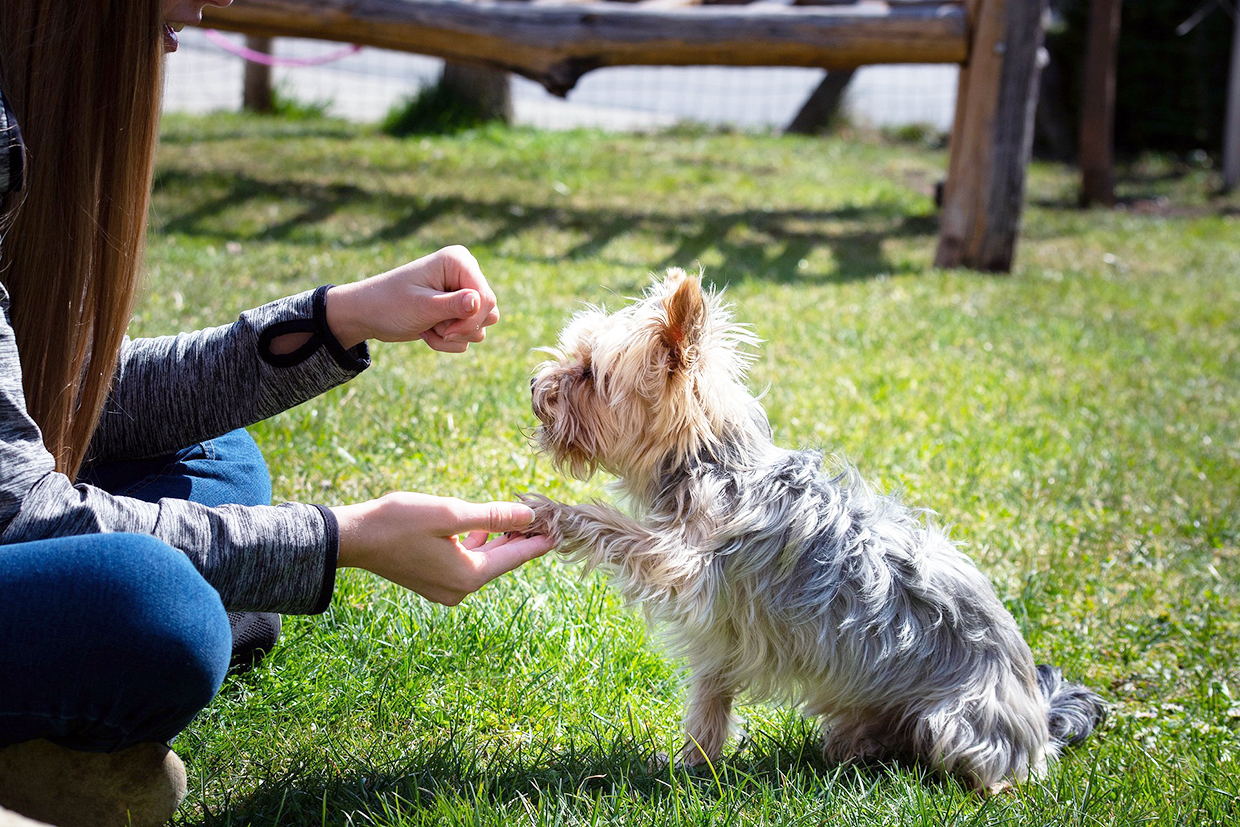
0, 282, 370, 614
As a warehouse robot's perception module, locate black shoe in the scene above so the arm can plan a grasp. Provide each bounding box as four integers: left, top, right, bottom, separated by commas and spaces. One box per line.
226, 612, 281, 674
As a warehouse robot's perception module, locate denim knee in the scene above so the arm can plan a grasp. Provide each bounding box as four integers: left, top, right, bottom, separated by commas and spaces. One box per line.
204, 428, 272, 507
76, 427, 273, 508
0, 533, 232, 751
112, 535, 233, 738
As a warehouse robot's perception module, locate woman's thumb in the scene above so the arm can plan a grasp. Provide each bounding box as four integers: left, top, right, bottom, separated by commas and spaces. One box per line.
451, 289, 480, 318
457, 501, 534, 534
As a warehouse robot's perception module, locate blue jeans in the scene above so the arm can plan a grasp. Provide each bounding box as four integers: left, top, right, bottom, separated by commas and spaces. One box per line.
0, 430, 271, 752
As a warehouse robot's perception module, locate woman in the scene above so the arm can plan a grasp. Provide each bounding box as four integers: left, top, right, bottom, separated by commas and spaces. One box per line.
0, 1, 553, 825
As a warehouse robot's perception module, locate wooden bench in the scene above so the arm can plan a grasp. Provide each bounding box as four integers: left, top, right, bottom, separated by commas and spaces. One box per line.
204, 0, 1048, 272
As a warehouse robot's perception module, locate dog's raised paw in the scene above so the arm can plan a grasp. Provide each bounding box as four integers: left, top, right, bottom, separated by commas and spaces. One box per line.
517, 492, 563, 543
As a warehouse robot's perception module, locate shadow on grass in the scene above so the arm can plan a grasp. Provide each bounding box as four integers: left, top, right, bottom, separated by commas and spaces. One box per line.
1028, 159, 1240, 216
1029, 194, 1240, 219
182, 728, 948, 827
151, 169, 940, 284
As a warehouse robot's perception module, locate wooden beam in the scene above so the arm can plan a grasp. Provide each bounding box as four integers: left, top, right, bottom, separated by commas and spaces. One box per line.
203, 0, 967, 96
632, 0, 706, 10
792, 0, 965, 5
934, 0, 1047, 272
528, 0, 609, 7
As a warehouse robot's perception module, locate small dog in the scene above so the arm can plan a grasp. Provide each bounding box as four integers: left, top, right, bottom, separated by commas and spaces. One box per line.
523, 268, 1105, 792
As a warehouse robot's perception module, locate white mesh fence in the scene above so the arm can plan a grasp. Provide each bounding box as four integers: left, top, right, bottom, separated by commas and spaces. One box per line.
165, 28, 958, 132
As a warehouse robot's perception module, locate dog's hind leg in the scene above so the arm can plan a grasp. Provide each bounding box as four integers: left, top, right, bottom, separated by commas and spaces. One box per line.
820, 711, 903, 768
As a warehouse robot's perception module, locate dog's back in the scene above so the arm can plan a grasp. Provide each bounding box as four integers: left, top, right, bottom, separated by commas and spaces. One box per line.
649, 444, 1100, 790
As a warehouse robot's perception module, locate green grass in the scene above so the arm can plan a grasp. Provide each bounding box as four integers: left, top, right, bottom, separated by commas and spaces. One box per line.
147, 113, 1240, 826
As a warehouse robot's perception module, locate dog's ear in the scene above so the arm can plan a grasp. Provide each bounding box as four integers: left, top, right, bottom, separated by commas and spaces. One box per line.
660, 268, 706, 373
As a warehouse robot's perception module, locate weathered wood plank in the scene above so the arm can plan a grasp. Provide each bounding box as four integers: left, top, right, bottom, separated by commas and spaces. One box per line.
203, 0, 967, 95
631, 0, 705, 10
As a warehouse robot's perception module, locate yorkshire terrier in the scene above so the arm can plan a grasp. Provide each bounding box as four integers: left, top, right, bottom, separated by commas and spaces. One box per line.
523, 268, 1105, 792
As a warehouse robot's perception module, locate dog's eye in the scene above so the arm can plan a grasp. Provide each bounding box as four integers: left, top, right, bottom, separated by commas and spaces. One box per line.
580, 364, 593, 382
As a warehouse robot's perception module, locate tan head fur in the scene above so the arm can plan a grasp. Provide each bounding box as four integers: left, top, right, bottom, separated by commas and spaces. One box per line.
530, 268, 761, 498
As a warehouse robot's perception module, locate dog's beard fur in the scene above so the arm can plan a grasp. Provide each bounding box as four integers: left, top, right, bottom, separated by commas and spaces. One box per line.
526, 268, 1106, 792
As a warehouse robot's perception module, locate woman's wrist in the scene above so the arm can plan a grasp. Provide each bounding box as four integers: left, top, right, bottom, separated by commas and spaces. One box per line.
324, 282, 371, 350
330, 499, 384, 571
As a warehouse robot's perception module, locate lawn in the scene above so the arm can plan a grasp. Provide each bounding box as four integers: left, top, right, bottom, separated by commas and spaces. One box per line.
146, 113, 1240, 826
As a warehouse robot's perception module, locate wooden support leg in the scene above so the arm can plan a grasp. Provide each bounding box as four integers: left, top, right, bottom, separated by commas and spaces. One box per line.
785, 69, 856, 135
1079, 0, 1122, 206
441, 62, 513, 124
242, 36, 274, 114
935, 0, 1048, 273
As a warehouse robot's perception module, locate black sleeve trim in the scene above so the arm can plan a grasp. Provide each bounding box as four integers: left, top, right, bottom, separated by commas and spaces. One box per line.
312, 285, 371, 372
256, 318, 317, 368
256, 286, 371, 372
310, 504, 339, 614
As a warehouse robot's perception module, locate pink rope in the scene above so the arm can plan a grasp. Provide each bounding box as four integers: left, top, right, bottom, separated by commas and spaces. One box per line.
202, 29, 361, 67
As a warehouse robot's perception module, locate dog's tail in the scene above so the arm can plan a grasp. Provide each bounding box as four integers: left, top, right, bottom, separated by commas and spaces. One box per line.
1036, 664, 1107, 748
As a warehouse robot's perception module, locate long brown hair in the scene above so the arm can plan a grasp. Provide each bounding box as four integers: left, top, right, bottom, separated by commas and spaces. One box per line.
0, 0, 164, 479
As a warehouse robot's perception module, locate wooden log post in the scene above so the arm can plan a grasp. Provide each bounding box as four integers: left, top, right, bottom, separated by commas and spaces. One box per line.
935, 0, 1048, 272
1079, 0, 1121, 207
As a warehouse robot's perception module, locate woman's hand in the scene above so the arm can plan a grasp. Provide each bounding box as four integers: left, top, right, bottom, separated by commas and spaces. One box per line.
326, 245, 500, 353
331, 493, 555, 605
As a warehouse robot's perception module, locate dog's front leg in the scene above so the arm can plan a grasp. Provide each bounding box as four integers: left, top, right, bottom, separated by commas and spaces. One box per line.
520, 494, 703, 598
679, 668, 738, 768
